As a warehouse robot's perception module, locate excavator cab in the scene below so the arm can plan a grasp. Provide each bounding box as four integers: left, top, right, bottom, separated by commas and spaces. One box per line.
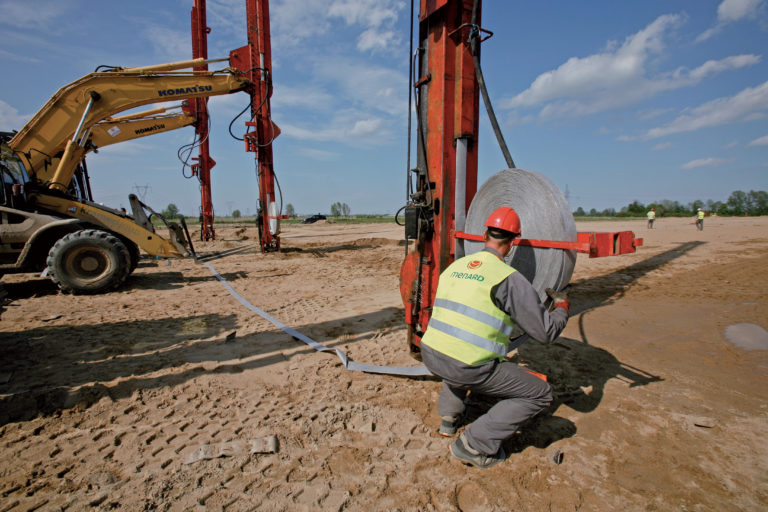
0, 143, 29, 211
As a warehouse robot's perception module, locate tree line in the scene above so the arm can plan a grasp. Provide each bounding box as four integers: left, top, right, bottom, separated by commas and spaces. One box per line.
574, 189, 768, 217
159, 202, 353, 220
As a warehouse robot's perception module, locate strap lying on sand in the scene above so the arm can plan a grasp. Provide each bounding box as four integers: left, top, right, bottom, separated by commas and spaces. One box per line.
202, 260, 432, 377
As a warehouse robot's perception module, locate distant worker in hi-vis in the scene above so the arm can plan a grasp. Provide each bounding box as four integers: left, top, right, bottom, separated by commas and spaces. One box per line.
696, 208, 705, 231
647, 208, 655, 229
419, 207, 570, 468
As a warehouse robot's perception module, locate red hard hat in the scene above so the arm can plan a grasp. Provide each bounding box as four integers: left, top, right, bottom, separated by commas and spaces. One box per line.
485, 206, 521, 234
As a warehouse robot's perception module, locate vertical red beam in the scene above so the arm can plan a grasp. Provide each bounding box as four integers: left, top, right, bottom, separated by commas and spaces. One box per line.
243, 0, 279, 252
191, 0, 216, 241
403, 0, 480, 351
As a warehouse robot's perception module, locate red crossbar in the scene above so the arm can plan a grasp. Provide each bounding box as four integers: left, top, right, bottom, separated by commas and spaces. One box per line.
454, 231, 643, 258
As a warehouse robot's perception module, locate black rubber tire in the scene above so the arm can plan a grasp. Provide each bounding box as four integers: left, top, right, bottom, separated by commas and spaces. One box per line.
46, 229, 131, 294
125, 240, 140, 274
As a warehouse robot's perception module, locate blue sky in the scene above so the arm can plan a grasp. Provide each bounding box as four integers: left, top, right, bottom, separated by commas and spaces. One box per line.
1, 0, 767, 216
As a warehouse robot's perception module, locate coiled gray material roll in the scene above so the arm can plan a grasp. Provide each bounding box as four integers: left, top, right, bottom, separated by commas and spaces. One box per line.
464, 168, 577, 301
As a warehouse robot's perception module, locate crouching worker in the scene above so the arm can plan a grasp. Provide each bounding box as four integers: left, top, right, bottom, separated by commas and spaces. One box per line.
420, 207, 571, 468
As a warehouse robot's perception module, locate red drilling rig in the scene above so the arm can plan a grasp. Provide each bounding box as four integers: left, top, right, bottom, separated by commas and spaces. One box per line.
399, 0, 642, 356
190, 0, 284, 251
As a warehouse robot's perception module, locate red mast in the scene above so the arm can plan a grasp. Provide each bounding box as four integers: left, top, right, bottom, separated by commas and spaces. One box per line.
401, 0, 481, 354
190, 0, 216, 241
230, 0, 282, 252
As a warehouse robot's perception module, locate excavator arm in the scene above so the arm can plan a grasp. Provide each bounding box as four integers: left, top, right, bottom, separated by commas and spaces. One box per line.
9, 58, 250, 192
36, 104, 198, 185
87, 104, 196, 151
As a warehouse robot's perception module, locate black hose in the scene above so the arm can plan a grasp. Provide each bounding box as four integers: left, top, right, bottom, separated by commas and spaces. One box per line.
228, 102, 252, 141
470, 0, 515, 169
395, 204, 407, 226
178, 131, 200, 179
406, 0, 415, 203
229, 68, 272, 143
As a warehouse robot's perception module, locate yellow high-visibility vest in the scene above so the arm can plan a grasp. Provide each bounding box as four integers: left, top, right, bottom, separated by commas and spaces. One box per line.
421, 250, 517, 365
698, 211, 705, 220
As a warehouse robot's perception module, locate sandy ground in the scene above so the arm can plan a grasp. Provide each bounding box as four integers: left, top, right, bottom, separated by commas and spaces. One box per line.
0, 216, 766, 511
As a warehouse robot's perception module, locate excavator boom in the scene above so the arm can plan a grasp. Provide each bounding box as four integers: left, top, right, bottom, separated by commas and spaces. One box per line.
87, 105, 196, 150
9, 62, 249, 189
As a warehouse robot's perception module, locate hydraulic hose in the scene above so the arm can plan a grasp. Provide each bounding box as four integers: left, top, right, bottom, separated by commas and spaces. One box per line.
470, 0, 515, 169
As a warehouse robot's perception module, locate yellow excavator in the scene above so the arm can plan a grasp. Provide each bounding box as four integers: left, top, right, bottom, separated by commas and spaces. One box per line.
0, 58, 251, 293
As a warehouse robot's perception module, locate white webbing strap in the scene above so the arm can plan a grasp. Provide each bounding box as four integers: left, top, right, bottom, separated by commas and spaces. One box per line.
202, 260, 432, 377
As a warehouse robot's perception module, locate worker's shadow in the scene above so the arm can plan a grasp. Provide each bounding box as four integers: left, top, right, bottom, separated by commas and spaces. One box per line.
460, 336, 661, 455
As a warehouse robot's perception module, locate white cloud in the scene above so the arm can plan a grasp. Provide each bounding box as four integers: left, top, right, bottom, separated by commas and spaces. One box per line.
280, 123, 339, 141
638, 108, 673, 121
142, 25, 190, 62
697, 0, 765, 41
271, 85, 337, 111
680, 157, 728, 169
299, 148, 339, 161
0, 0, 70, 29
313, 58, 407, 116
696, 26, 724, 42
88, 140, 158, 158
271, 0, 333, 48
0, 48, 40, 64
643, 80, 768, 139
503, 14, 760, 122
206, 93, 253, 116
268, 0, 404, 52
0, 100, 30, 131
328, 0, 401, 27
506, 15, 682, 110
357, 28, 398, 52
205, 0, 247, 35
348, 118, 382, 137
328, 0, 405, 53
280, 112, 390, 145
718, 0, 764, 22
748, 134, 768, 146
652, 142, 672, 151
684, 54, 761, 81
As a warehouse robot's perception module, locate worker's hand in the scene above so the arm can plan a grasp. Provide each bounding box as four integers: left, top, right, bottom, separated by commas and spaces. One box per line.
545, 287, 570, 315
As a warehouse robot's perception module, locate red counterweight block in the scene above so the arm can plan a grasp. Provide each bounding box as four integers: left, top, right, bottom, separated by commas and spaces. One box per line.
578, 231, 644, 258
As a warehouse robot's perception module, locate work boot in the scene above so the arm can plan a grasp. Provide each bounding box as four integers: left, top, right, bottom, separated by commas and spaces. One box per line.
439, 415, 462, 437
450, 433, 506, 469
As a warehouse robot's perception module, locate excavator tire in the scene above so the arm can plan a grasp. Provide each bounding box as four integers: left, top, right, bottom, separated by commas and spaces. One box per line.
46, 229, 131, 294
124, 239, 141, 274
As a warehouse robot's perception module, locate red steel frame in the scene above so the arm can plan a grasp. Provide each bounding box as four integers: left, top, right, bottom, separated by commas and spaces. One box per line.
401, 0, 642, 355
190, 0, 281, 251
401, 0, 480, 353
191, 0, 217, 241
229, 0, 282, 252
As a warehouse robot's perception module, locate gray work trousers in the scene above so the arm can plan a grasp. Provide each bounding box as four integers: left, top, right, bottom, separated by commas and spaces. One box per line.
439, 361, 553, 456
